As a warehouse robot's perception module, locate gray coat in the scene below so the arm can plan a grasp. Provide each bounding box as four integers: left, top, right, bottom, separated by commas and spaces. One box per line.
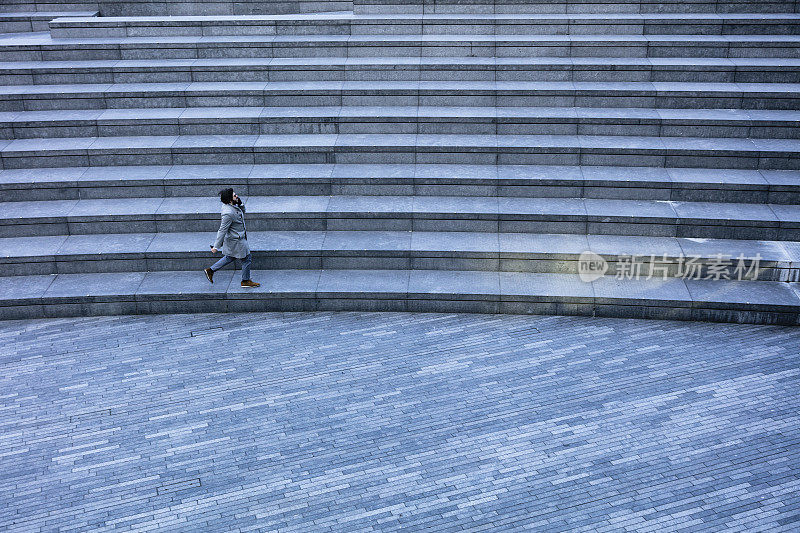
212, 202, 250, 259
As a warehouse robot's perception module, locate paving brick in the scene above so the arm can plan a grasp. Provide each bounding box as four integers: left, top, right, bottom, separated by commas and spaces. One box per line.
2, 311, 798, 530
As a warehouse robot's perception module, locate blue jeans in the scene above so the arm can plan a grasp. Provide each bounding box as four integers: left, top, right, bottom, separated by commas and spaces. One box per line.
210, 253, 252, 281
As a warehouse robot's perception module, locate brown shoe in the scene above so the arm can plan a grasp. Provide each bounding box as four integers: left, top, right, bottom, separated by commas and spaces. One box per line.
241, 280, 260, 288
204, 268, 214, 283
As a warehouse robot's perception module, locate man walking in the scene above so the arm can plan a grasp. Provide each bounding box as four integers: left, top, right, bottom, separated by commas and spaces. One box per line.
204, 188, 260, 288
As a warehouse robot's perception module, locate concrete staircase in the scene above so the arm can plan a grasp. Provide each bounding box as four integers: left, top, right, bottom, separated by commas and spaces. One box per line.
1, 0, 799, 324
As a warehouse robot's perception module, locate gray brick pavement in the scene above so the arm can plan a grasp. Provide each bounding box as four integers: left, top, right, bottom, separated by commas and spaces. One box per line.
0, 312, 798, 531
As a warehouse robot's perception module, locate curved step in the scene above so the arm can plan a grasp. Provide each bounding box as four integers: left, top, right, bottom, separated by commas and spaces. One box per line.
2, 105, 798, 139
2, 164, 798, 204
2, 57, 799, 85
47, 13, 800, 38
2, 33, 799, 60
1, 133, 797, 169
1, 268, 797, 324
3, 195, 799, 240
3, 81, 798, 111
3, 231, 794, 282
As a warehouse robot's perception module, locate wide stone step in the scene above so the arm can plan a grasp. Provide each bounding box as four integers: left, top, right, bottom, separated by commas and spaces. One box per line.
3, 195, 798, 240
1, 0, 350, 17
0, 11, 97, 34
2, 33, 799, 61
2, 57, 799, 85
1, 268, 798, 324
4, 164, 797, 204
354, 0, 800, 16
4, 81, 798, 111
46, 13, 800, 38
1, 133, 797, 169
3, 105, 798, 139
4, 230, 795, 282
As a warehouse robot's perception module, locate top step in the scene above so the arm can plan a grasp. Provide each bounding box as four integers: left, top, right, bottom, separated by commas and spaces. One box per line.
1, 1, 354, 17
0, 2, 100, 14
354, 0, 800, 15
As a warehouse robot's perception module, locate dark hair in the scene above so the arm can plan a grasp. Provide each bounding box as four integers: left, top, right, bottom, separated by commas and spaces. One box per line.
219, 188, 234, 204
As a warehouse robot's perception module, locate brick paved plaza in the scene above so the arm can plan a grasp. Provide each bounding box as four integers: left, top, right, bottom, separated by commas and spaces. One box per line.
1, 312, 799, 531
